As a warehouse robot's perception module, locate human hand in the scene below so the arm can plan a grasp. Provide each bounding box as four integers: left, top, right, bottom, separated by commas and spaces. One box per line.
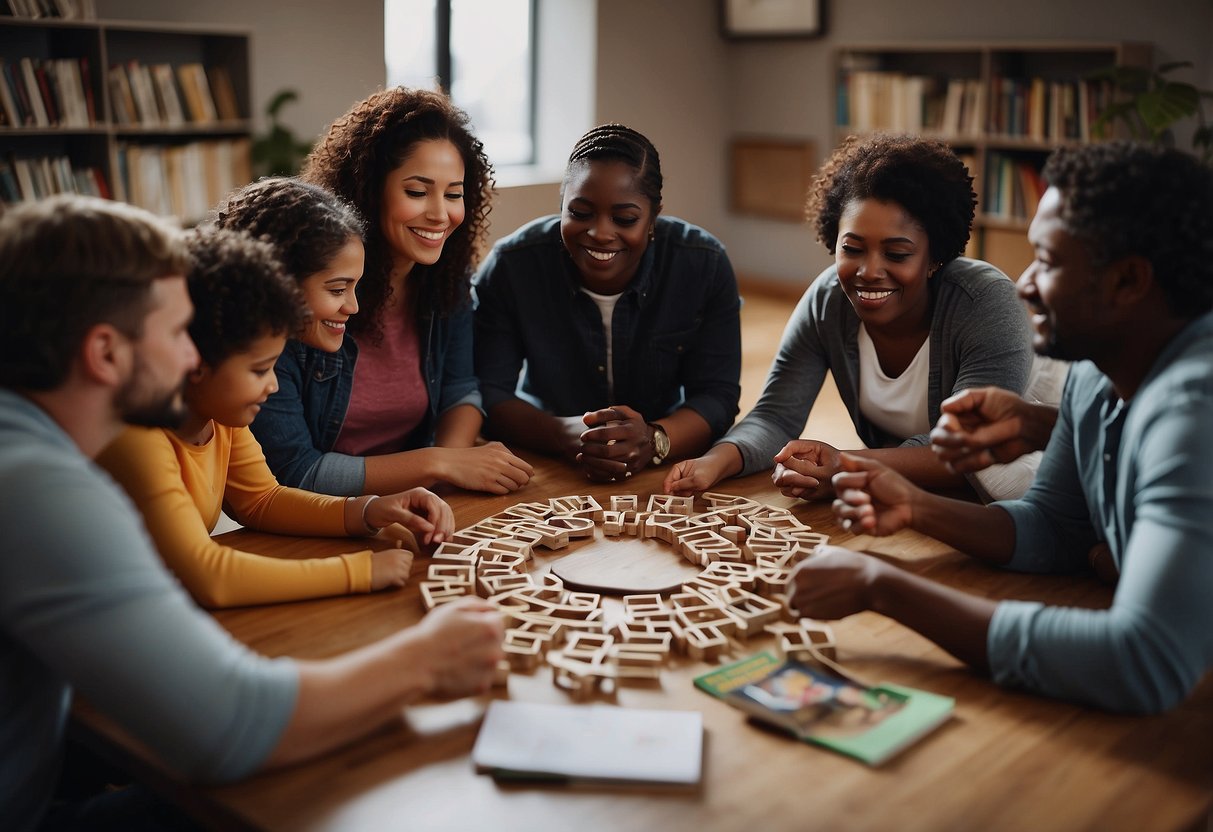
370, 548, 414, 590
931, 387, 1053, 473
413, 598, 506, 698
663, 454, 726, 496
787, 545, 887, 620
830, 453, 917, 536
367, 488, 455, 545
771, 439, 843, 500
436, 443, 533, 494
577, 405, 651, 482
1087, 541, 1119, 585
555, 415, 589, 462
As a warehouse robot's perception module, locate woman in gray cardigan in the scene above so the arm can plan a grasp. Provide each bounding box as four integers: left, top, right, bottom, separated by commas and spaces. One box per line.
665, 134, 1033, 501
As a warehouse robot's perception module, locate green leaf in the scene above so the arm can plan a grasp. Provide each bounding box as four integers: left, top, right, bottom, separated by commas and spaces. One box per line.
1156, 60, 1194, 75
266, 89, 300, 120
1088, 65, 1153, 92
1137, 83, 1200, 134
1091, 101, 1138, 139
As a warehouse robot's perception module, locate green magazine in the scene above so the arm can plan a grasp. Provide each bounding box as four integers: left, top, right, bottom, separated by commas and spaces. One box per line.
695, 651, 953, 766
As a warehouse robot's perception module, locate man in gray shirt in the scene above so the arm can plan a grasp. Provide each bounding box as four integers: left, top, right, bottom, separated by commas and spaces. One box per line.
793, 142, 1213, 713
0, 196, 504, 830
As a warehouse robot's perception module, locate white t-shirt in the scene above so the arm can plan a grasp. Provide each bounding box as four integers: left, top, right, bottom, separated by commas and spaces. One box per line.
857, 323, 931, 441
581, 287, 622, 400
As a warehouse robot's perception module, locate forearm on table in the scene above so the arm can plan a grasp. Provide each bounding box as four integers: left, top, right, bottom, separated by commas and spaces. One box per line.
434, 403, 483, 447
485, 399, 574, 457
910, 490, 1017, 566
850, 445, 968, 491
262, 631, 435, 768
363, 449, 442, 494
869, 562, 997, 671
656, 408, 713, 460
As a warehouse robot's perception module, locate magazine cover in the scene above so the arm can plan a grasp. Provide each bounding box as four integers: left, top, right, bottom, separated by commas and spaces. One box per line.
695, 651, 954, 765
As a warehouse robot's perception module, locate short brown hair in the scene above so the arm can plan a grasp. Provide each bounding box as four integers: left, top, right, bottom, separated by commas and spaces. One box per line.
0, 195, 188, 390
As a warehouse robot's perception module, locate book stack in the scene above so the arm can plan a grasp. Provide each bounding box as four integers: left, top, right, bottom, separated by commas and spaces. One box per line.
983, 152, 1047, 221
838, 69, 984, 138
107, 61, 236, 127
0, 56, 96, 128
988, 75, 1113, 141
0, 155, 109, 204
114, 137, 250, 221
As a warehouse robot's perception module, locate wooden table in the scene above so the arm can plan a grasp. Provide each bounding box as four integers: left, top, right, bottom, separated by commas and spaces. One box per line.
73, 452, 1213, 832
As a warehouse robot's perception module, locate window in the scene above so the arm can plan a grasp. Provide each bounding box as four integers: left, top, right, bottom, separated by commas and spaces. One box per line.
386, 0, 536, 166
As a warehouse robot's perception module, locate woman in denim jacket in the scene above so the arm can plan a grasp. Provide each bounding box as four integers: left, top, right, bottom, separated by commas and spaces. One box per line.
246, 90, 531, 497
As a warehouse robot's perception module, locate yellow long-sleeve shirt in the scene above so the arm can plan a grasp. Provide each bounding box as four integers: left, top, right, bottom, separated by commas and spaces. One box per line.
98, 422, 373, 608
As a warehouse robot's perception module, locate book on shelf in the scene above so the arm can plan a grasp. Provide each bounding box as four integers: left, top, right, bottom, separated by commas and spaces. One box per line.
115, 136, 250, 221
176, 63, 217, 124
695, 651, 954, 766
125, 61, 161, 126
471, 700, 704, 788
0, 61, 19, 126
107, 64, 136, 126
0, 153, 108, 204
206, 65, 240, 121
18, 58, 48, 127
2, 0, 94, 18
150, 64, 186, 126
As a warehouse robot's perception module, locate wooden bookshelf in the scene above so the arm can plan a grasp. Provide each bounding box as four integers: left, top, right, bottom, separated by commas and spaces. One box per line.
0, 14, 251, 224
833, 41, 1152, 278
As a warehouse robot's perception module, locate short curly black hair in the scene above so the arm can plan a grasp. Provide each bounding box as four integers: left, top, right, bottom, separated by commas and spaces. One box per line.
807, 134, 976, 265
184, 227, 308, 367
211, 177, 365, 286
301, 87, 494, 343
1043, 141, 1213, 317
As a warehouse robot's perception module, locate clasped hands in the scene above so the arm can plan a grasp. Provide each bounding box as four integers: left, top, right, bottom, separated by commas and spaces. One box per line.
573, 404, 653, 482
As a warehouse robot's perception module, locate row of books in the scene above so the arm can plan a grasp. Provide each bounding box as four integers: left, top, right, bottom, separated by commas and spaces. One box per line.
838, 70, 1116, 143
1, 0, 94, 19
115, 137, 251, 222
838, 72, 987, 138
0, 56, 96, 128
983, 152, 1047, 221
108, 61, 241, 127
0, 154, 108, 204
988, 76, 1114, 142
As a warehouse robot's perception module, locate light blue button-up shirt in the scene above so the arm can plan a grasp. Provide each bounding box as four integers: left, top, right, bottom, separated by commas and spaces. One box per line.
989, 312, 1213, 713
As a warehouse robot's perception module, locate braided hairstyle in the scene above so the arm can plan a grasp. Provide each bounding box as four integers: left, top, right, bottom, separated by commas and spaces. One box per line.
184, 227, 308, 367
1042, 141, 1213, 318
301, 87, 494, 343
807, 133, 975, 266
563, 123, 663, 209
211, 177, 365, 286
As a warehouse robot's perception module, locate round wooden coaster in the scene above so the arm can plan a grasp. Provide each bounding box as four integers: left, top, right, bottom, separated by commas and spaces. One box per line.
548, 532, 702, 595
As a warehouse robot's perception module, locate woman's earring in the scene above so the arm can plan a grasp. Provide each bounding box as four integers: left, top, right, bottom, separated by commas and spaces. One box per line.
648, 226, 655, 241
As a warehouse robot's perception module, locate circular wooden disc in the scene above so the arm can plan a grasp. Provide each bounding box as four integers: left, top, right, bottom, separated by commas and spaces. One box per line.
548, 532, 702, 595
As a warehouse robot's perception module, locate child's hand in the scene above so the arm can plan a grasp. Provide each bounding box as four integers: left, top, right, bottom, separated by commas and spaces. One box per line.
370, 548, 414, 590
366, 488, 455, 545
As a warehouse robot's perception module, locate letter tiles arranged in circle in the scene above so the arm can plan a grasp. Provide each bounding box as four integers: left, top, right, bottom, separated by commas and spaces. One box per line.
417, 492, 839, 699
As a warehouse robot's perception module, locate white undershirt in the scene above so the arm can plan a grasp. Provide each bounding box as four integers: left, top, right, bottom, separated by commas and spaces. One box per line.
581, 288, 622, 400
857, 323, 931, 440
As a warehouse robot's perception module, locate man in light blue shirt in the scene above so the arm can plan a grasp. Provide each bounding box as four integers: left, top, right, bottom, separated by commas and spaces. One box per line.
0, 196, 503, 830
788, 142, 1213, 713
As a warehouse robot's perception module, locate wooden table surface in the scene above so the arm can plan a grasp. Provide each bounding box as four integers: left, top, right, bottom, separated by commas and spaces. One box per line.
73, 451, 1213, 832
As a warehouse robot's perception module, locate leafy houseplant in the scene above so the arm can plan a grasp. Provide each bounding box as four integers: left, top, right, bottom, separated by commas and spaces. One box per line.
1090, 61, 1213, 164
251, 89, 314, 177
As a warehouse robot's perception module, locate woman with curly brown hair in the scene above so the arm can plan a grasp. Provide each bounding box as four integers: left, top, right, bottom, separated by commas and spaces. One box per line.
665, 133, 1034, 500
251, 87, 532, 497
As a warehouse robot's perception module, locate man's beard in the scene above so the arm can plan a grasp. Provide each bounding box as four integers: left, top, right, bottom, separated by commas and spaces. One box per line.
115, 357, 188, 429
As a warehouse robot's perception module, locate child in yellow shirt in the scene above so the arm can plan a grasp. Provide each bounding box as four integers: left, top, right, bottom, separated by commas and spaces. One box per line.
99, 227, 453, 608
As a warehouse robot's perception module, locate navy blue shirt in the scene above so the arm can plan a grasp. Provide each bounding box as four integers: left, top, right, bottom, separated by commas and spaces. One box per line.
472, 215, 741, 438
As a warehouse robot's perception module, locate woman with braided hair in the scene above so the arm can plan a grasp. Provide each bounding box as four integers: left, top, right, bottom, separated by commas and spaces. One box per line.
244, 89, 531, 497
473, 123, 742, 482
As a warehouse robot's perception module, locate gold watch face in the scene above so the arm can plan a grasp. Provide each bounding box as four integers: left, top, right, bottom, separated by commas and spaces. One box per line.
651, 424, 671, 464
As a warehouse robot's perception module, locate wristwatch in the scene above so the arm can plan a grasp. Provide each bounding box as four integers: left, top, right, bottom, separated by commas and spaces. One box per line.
648, 422, 671, 465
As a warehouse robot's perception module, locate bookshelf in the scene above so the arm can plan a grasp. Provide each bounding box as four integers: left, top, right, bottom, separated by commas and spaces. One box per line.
834, 41, 1152, 278
0, 14, 251, 224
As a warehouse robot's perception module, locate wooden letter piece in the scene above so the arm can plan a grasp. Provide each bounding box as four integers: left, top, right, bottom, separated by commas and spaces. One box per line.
610, 494, 639, 512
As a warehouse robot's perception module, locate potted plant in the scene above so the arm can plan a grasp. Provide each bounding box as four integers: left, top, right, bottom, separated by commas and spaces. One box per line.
1090, 61, 1212, 164
251, 89, 314, 177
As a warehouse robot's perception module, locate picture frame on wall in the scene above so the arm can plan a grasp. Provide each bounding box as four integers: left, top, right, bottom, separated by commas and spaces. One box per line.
720, 0, 825, 39
730, 138, 817, 222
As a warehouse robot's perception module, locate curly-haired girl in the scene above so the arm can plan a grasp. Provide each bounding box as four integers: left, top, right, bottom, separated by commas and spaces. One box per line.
290, 88, 531, 497
98, 226, 454, 608
666, 133, 1036, 501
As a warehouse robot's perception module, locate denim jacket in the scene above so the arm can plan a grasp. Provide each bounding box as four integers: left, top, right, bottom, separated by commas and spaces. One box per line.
472, 215, 741, 438
250, 302, 482, 495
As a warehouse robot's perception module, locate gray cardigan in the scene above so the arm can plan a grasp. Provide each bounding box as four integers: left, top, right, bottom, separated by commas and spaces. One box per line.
723, 257, 1033, 475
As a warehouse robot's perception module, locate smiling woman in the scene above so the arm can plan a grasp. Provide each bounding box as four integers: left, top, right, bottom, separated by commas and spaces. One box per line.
664, 133, 1036, 503
473, 123, 743, 484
